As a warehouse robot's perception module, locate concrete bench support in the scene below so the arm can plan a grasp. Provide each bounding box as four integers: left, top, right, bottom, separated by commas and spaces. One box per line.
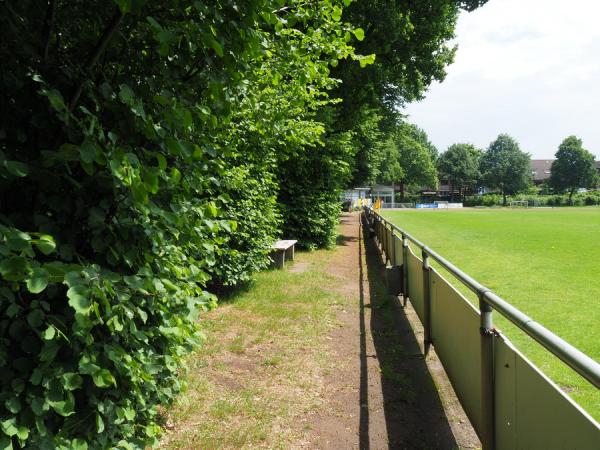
271, 239, 298, 269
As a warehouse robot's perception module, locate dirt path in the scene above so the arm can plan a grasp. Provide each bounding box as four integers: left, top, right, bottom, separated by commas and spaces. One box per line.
161, 212, 479, 449
301, 212, 479, 449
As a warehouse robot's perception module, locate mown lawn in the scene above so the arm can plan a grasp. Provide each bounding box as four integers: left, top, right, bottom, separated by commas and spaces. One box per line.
382, 207, 600, 420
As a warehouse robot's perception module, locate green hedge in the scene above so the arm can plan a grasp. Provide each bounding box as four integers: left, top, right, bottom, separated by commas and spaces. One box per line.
463, 192, 600, 207
0, 1, 358, 448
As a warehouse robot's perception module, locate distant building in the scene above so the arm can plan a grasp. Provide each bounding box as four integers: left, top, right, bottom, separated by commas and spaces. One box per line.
531, 160, 554, 185
531, 159, 600, 185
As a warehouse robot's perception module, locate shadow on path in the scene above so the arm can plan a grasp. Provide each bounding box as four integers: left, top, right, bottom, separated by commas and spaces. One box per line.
358, 214, 458, 450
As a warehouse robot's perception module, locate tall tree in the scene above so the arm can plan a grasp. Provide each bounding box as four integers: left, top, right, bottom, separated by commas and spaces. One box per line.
550, 136, 598, 203
335, 0, 488, 186
438, 143, 482, 201
377, 123, 437, 199
480, 134, 531, 205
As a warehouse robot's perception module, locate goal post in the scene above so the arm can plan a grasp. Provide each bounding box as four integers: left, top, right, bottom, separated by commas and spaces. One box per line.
434, 201, 449, 209
396, 202, 415, 209
509, 200, 529, 208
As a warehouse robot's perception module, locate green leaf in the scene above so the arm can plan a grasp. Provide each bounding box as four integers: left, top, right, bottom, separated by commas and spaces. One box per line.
67, 285, 92, 314
15, 427, 28, 441
331, 6, 342, 21
6, 304, 20, 318
156, 153, 167, 170
42, 88, 66, 112
0, 418, 18, 437
42, 326, 56, 340
119, 84, 134, 104
62, 372, 83, 390
30, 397, 47, 416
33, 235, 56, 255
143, 169, 159, 194
96, 413, 105, 433
26, 268, 49, 294
131, 183, 148, 204
26, 309, 45, 328
5, 397, 21, 414
170, 167, 181, 184
79, 139, 97, 164
48, 391, 75, 416
205, 202, 218, 218
39, 341, 60, 363
0, 256, 28, 280
0, 436, 13, 450
5, 161, 28, 177
202, 34, 224, 57
92, 368, 117, 388
353, 27, 365, 41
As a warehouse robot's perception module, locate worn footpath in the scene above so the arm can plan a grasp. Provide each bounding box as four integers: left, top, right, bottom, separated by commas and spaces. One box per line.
161, 212, 479, 449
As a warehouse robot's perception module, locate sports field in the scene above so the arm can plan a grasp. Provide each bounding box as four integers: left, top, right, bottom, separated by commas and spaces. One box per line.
381, 207, 600, 420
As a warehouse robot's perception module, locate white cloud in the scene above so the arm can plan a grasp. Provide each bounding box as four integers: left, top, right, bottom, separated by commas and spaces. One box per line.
405, 0, 600, 158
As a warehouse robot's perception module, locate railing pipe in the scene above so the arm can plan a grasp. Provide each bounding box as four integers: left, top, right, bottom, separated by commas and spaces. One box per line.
483, 290, 600, 389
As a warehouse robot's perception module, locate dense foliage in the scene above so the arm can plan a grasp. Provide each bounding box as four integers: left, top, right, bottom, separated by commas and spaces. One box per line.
0, 1, 362, 448
377, 122, 438, 199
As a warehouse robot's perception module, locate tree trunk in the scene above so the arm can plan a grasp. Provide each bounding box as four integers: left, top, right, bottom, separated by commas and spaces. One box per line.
400, 181, 405, 201
569, 188, 575, 205
503, 190, 507, 206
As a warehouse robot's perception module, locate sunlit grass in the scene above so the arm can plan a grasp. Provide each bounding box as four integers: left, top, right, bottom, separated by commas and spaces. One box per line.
382, 207, 600, 420
161, 246, 349, 449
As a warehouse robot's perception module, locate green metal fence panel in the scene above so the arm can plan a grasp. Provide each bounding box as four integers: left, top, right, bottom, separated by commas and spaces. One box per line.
494, 334, 600, 449
407, 248, 424, 322
386, 228, 393, 263
430, 269, 483, 435
393, 234, 402, 267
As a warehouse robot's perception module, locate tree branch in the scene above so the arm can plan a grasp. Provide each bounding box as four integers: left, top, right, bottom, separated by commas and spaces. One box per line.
41, 0, 56, 62
68, 9, 124, 112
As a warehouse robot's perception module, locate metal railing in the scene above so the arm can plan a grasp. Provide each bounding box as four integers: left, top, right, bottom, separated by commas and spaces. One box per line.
365, 207, 600, 449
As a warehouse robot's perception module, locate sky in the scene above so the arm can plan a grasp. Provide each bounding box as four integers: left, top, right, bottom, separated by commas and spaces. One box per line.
404, 0, 600, 159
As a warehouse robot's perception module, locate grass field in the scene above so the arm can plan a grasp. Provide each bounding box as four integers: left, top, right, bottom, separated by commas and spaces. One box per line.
381, 207, 600, 420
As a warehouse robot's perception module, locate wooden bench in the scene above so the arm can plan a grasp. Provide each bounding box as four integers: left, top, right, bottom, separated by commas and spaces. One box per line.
270, 239, 297, 269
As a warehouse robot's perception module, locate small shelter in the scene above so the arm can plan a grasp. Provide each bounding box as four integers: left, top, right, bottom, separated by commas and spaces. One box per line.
341, 187, 372, 209
370, 184, 395, 207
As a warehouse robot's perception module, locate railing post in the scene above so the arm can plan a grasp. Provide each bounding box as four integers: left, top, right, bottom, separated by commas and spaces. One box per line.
402, 232, 409, 306
391, 229, 397, 266
422, 249, 432, 355
383, 223, 388, 263
479, 294, 495, 450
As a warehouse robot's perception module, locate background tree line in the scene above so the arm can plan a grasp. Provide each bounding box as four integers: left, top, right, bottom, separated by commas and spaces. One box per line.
0, 0, 487, 448
374, 132, 598, 206
438, 134, 598, 205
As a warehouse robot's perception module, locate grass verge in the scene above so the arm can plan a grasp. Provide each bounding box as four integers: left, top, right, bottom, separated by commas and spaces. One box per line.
160, 248, 348, 449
